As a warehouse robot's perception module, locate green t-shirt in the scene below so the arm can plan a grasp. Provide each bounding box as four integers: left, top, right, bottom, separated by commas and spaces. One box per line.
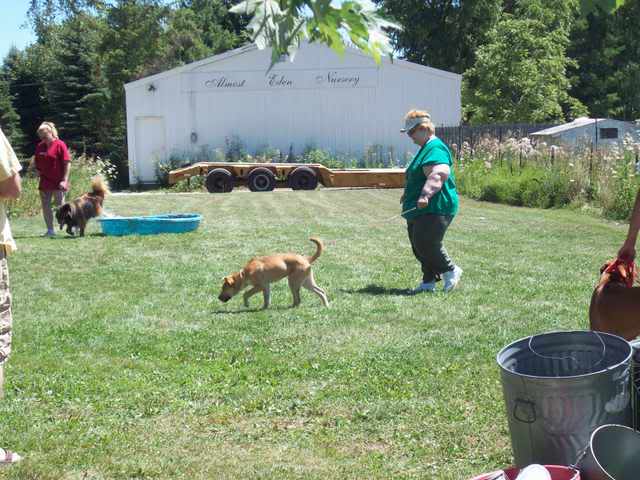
402, 137, 459, 219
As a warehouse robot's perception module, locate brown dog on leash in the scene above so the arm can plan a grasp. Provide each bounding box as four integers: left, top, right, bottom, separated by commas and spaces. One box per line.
56, 176, 109, 237
218, 237, 329, 309
589, 259, 640, 341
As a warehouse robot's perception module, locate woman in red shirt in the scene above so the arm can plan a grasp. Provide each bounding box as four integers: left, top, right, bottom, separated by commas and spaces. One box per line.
34, 122, 70, 237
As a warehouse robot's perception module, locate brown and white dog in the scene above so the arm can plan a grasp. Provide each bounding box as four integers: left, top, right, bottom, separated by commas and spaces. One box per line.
56, 176, 109, 237
218, 237, 329, 309
589, 259, 640, 341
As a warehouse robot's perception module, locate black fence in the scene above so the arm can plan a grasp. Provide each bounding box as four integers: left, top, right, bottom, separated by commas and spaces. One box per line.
437, 123, 559, 154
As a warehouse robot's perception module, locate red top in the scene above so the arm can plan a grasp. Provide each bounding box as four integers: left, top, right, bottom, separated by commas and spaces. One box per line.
35, 139, 70, 191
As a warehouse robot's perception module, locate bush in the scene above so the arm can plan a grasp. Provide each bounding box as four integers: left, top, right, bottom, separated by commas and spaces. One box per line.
457, 159, 579, 209
224, 134, 247, 161
599, 153, 639, 220
171, 175, 206, 192
155, 152, 193, 187
8, 154, 115, 218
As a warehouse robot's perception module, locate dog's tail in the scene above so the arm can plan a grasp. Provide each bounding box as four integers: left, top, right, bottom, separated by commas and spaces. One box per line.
91, 175, 110, 198
307, 237, 324, 264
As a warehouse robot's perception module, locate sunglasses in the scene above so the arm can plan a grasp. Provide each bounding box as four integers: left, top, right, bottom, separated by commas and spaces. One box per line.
406, 125, 419, 136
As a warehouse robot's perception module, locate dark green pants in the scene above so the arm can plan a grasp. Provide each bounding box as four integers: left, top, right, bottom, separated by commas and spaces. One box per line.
407, 214, 454, 283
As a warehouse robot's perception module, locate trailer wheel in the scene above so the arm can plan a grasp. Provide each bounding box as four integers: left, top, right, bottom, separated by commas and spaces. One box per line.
288, 166, 318, 190
206, 168, 235, 193
247, 167, 276, 192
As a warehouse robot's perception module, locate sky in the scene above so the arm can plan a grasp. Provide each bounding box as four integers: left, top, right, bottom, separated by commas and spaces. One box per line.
0, 1, 36, 59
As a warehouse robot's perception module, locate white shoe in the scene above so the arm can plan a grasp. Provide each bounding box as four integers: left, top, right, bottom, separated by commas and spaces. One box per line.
0, 448, 22, 464
443, 266, 463, 292
412, 281, 435, 293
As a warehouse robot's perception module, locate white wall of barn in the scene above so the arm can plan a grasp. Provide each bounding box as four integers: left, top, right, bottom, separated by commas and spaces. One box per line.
125, 43, 461, 184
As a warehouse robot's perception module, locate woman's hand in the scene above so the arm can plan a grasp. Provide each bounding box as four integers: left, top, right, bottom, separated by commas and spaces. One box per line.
417, 195, 429, 209
59, 180, 69, 192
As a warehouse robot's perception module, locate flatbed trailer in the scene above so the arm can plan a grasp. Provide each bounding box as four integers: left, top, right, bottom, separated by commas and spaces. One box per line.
168, 162, 405, 193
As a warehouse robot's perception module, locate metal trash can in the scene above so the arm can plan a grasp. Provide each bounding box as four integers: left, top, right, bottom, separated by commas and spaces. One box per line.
578, 424, 640, 480
630, 339, 640, 430
497, 331, 633, 467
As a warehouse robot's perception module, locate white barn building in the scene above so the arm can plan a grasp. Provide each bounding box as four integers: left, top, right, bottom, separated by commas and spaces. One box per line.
124, 42, 462, 184
530, 117, 639, 148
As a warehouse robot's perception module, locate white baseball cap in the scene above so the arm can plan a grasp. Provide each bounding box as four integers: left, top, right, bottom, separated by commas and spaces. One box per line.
400, 115, 431, 133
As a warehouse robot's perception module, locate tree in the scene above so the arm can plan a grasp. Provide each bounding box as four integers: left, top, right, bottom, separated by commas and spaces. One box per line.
163, 0, 247, 66
229, 0, 401, 68
47, 14, 106, 153
567, 7, 619, 118
374, 0, 502, 74
3, 46, 56, 153
610, 0, 640, 120
568, 0, 640, 120
0, 77, 24, 153
463, 0, 588, 124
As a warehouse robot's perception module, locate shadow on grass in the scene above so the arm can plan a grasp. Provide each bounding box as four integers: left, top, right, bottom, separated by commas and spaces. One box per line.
341, 284, 416, 296
212, 305, 293, 314
14, 232, 105, 240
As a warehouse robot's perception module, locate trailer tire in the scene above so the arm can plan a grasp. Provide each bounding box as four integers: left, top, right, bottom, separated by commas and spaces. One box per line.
288, 166, 318, 190
206, 168, 235, 193
247, 167, 276, 192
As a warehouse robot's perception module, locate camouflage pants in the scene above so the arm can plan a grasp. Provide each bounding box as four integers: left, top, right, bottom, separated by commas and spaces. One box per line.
0, 254, 11, 365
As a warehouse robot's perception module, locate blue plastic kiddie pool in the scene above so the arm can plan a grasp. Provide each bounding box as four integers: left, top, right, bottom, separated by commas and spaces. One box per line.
99, 213, 202, 236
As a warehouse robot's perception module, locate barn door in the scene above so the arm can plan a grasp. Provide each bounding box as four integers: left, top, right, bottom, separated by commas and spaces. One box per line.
134, 116, 166, 183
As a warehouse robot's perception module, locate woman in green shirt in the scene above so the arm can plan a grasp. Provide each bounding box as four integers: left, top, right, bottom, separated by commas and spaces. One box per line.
400, 110, 462, 293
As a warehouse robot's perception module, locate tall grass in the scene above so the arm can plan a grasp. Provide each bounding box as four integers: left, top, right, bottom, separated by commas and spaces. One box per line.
454, 135, 640, 220
7, 155, 116, 218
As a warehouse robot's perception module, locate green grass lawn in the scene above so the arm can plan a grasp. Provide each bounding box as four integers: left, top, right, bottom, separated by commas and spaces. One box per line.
0, 188, 628, 479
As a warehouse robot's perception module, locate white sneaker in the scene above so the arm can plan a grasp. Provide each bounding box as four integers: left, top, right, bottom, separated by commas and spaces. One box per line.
0, 448, 22, 464
412, 281, 435, 293
443, 266, 463, 292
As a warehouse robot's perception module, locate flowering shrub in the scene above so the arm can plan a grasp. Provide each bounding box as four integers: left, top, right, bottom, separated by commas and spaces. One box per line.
456, 132, 640, 218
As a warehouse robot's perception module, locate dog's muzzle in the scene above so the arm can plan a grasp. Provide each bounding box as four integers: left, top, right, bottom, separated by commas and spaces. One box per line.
218, 294, 230, 302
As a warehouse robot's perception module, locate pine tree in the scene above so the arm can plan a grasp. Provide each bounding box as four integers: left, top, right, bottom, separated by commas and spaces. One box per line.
3, 46, 54, 154
48, 14, 105, 154
0, 77, 25, 155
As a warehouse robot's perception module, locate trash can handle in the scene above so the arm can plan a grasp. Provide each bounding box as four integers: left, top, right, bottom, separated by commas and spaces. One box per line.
528, 331, 606, 369
570, 443, 589, 469
513, 398, 536, 424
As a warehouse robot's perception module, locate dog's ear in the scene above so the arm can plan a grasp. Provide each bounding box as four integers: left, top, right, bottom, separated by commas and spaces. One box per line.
600, 262, 612, 274
224, 275, 234, 286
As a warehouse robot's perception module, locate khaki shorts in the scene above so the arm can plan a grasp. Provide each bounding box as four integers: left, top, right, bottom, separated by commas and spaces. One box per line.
0, 248, 11, 365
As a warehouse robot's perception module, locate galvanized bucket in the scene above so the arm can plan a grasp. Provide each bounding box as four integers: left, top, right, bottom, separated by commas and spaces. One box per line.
629, 339, 640, 430
578, 424, 640, 479
497, 331, 632, 468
